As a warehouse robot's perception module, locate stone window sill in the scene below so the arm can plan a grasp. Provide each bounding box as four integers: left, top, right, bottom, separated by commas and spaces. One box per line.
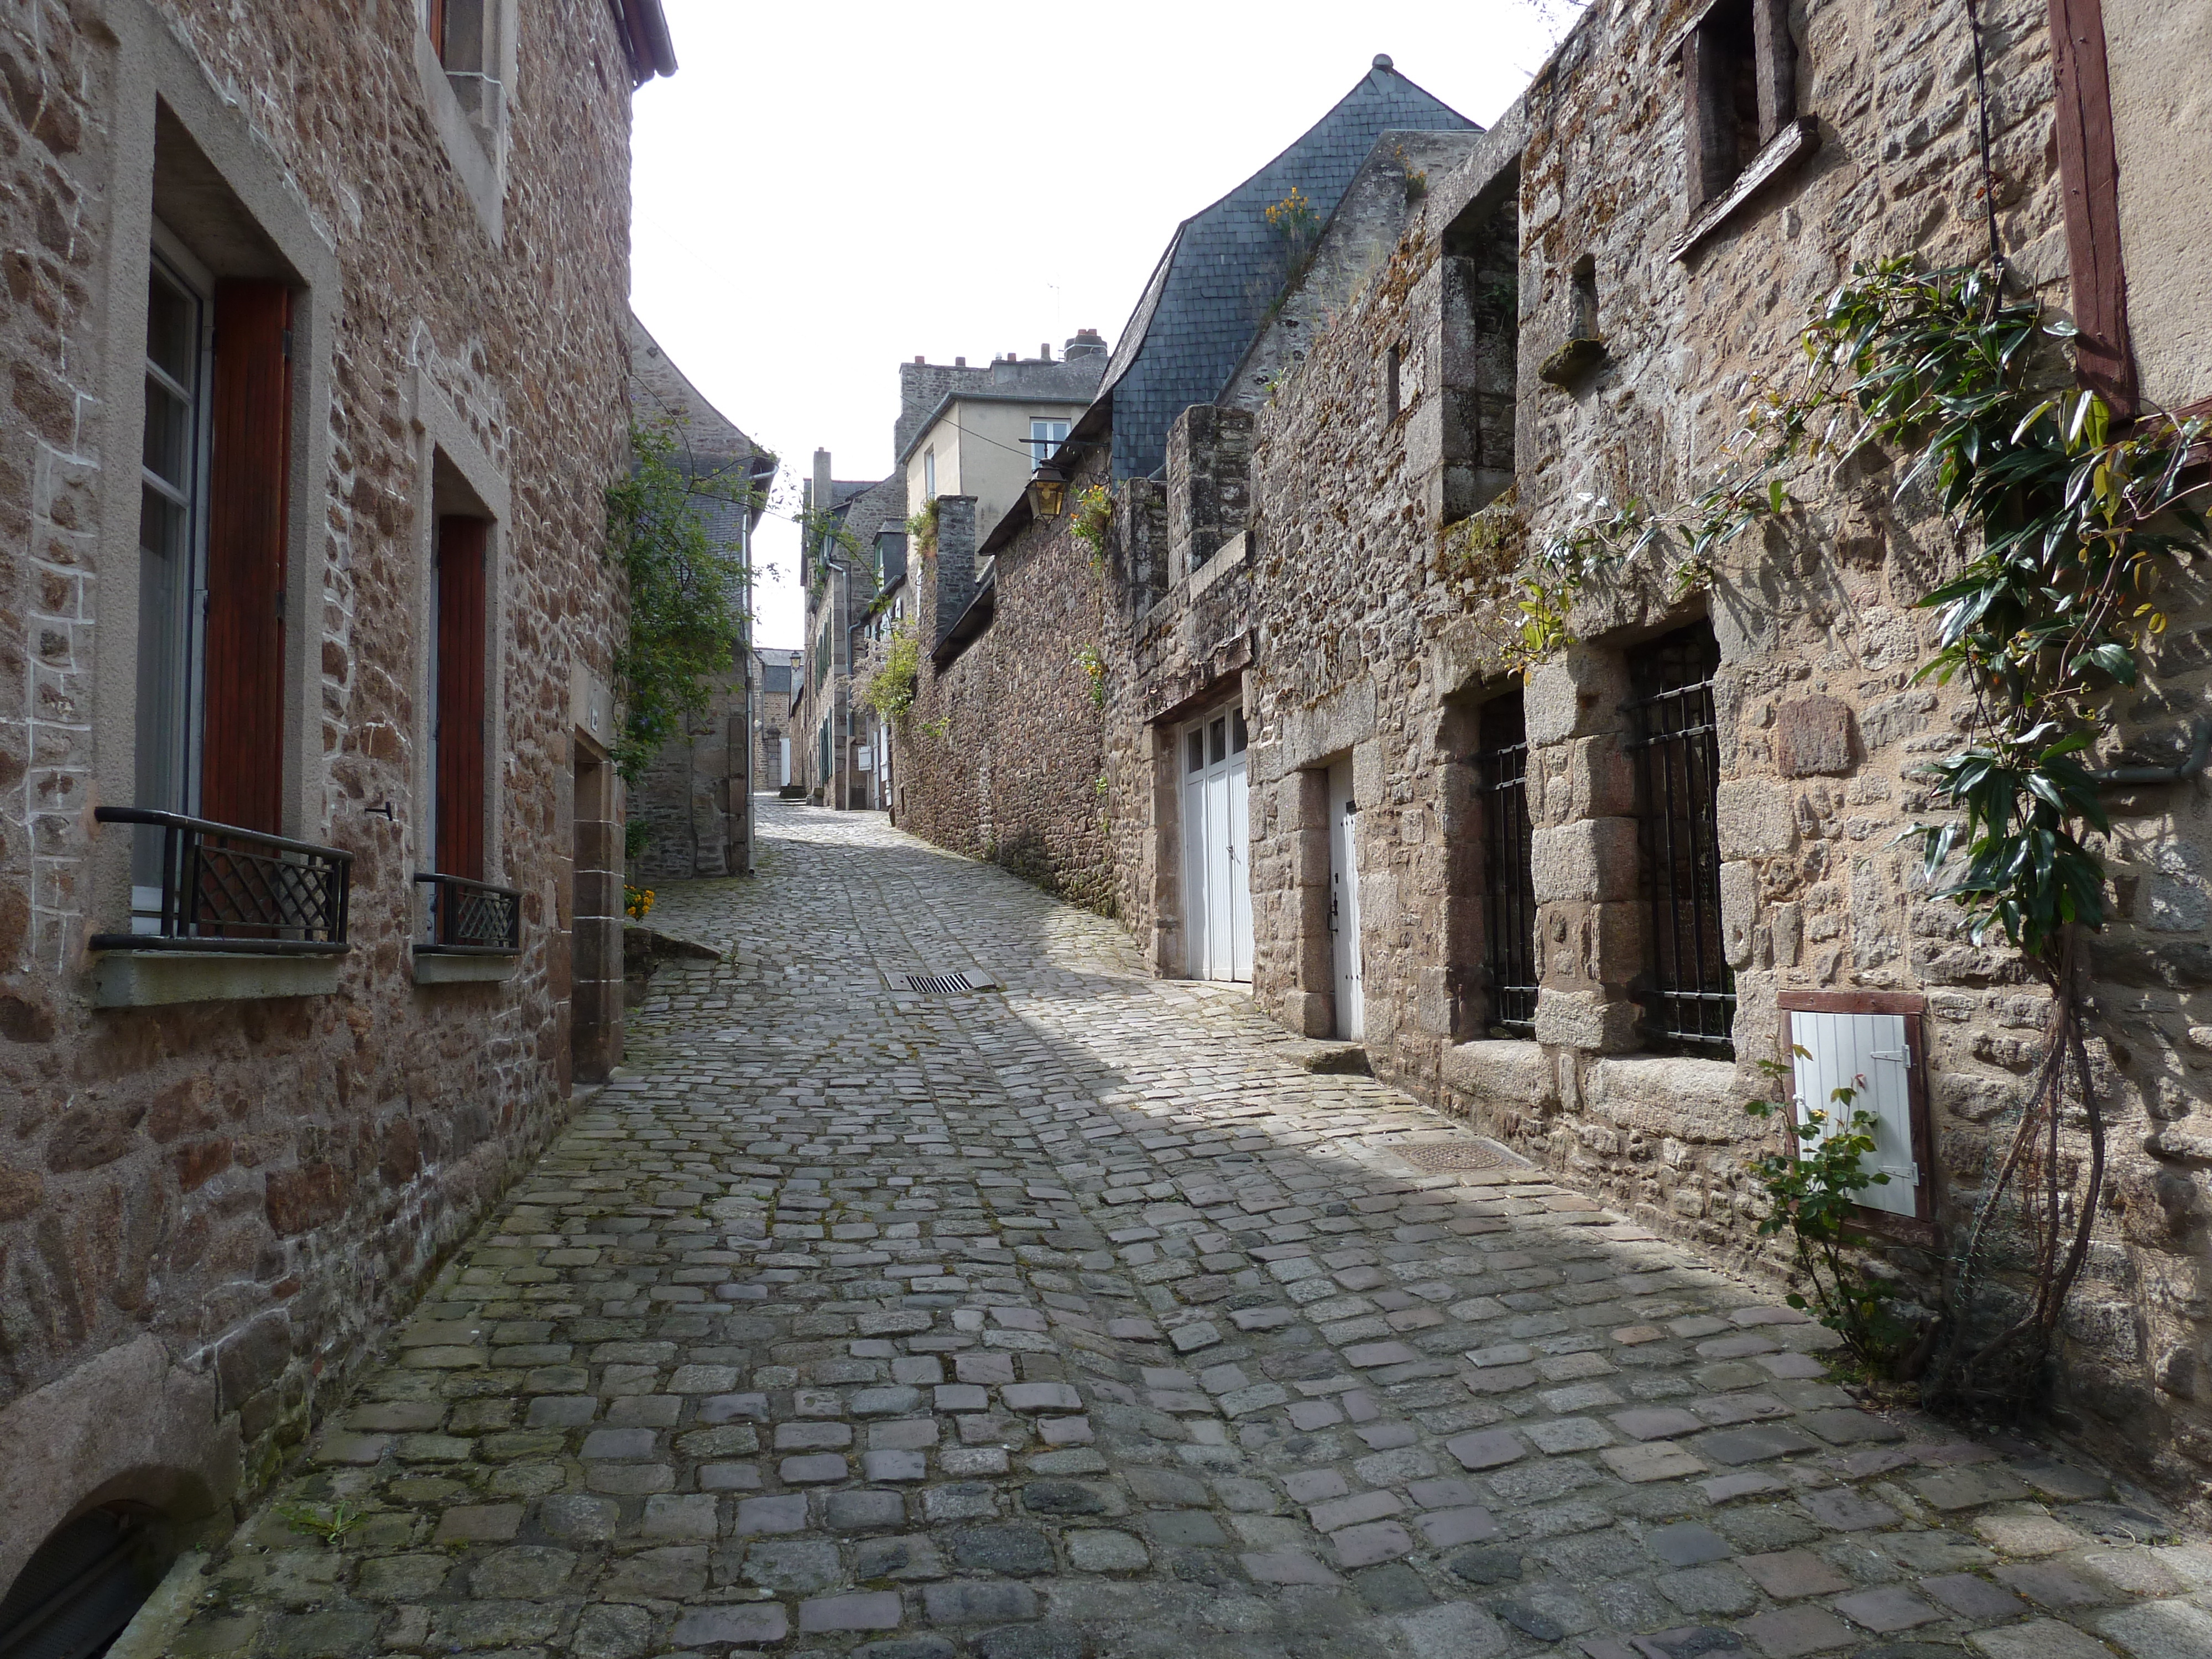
1670, 117, 1819, 263
412, 948, 520, 985
93, 950, 345, 1008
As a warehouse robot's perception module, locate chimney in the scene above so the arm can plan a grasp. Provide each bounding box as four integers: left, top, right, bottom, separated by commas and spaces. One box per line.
954, 356, 967, 368
1040, 342, 1052, 361
1064, 328, 1107, 359
913, 354, 924, 364
932, 495, 978, 651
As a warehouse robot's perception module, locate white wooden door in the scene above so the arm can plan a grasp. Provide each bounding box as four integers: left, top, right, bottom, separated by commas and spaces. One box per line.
778, 737, 790, 788
1329, 760, 1364, 1039
1181, 708, 1253, 983
1789, 1010, 1918, 1218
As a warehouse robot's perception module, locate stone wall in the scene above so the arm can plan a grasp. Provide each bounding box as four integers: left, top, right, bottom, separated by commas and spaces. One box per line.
898, 460, 1117, 915
889, 0, 2212, 1511
0, 0, 643, 1565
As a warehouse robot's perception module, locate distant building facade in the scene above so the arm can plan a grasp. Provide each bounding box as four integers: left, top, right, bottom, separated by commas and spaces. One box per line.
755, 647, 804, 791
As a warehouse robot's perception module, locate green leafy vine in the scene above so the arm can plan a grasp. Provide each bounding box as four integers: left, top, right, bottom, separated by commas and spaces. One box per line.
606, 420, 761, 790
1519, 257, 2209, 1407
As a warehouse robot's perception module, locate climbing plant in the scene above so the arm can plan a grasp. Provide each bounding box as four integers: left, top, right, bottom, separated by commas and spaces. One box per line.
605, 419, 763, 789
906, 496, 941, 559
1070, 485, 1114, 572
1072, 644, 1107, 708
1513, 256, 2209, 1409
862, 620, 921, 722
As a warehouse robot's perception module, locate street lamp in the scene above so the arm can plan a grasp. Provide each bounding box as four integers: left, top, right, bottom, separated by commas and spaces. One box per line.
1025, 462, 1069, 520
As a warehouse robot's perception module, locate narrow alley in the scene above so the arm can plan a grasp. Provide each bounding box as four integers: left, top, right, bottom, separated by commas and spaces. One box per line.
153, 800, 2212, 1659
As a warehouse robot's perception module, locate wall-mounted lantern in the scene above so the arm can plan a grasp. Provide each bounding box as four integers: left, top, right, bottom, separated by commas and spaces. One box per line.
1026, 462, 1070, 519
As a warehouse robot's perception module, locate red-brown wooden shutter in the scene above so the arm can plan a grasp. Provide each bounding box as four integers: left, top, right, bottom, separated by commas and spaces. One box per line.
201, 280, 291, 834
435, 515, 488, 880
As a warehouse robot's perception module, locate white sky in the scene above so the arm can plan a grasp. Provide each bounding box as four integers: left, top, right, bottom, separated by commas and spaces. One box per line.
629, 1, 1582, 649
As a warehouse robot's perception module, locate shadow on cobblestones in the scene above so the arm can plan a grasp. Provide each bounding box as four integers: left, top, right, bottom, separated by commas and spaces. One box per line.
159, 799, 2212, 1659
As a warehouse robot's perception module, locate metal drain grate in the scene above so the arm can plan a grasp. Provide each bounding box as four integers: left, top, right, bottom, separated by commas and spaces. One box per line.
898, 971, 977, 994
1394, 1139, 1509, 1171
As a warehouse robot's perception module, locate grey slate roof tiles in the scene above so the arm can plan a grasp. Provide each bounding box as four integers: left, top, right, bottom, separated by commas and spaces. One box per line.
1099, 62, 1477, 481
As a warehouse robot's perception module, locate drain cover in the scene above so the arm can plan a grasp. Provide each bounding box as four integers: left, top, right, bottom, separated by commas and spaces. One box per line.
1393, 1139, 1509, 1171
897, 971, 977, 994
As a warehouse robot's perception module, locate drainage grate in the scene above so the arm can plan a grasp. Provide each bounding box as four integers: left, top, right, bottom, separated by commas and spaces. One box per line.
1394, 1139, 1509, 1171
898, 971, 977, 995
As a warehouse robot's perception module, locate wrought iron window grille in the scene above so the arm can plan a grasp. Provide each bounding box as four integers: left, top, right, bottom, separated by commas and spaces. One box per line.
92, 807, 351, 954
1624, 628, 1735, 1055
1476, 693, 1537, 1035
415, 870, 522, 954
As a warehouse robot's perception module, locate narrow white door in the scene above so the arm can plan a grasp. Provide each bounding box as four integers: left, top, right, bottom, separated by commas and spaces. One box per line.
1182, 708, 1254, 983
1227, 734, 1253, 982
1790, 1010, 1918, 1218
778, 737, 791, 789
1182, 726, 1211, 978
1329, 760, 1364, 1039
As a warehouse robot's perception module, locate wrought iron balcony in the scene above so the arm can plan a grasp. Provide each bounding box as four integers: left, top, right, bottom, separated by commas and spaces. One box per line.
93, 807, 352, 954
415, 871, 521, 955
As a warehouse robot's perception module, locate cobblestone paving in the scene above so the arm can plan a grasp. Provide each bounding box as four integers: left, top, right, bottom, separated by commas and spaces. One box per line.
173, 799, 2212, 1659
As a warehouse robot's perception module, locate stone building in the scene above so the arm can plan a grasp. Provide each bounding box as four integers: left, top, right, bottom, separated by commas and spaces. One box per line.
754, 645, 804, 792
794, 454, 903, 808
0, 0, 675, 1616
891, 7, 2212, 1515
624, 312, 775, 883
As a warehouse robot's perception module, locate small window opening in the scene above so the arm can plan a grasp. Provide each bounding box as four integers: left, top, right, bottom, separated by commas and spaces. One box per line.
1208, 718, 1227, 767
1684, 0, 1796, 210
1383, 343, 1402, 422
0, 1504, 173, 1659
1571, 255, 1599, 340
1027, 418, 1069, 470
1477, 691, 1536, 1034
1626, 622, 1733, 1055
1231, 709, 1249, 754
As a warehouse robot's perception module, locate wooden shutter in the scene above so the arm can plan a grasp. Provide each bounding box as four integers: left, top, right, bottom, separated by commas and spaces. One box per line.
201, 280, 291, 834
426, 0, 447, 61
435, 516, 488, 879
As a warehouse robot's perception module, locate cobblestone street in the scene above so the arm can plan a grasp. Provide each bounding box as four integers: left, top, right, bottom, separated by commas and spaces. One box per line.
165, 799, 2212, 1659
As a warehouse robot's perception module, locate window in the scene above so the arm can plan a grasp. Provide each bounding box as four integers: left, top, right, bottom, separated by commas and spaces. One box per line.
1683, 0, 1795, 210
1384, 343, 1402, 422
1027, 418, 1070, 469
432, 517, 488, 878
132, 229, 295, 848
1626, 623, 1732, 1054
132, 251, 208, 909
1477, 692, 1536, 1034
922, 448, 937, 499
424, 0, 447, 60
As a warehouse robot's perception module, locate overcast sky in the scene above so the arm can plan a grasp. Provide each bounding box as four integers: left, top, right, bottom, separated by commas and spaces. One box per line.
629, 1, 1582, 648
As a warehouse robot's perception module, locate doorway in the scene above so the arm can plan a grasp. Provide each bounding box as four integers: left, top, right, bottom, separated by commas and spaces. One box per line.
1181, 706, 1253, 983
1329, 759, 1364, 1039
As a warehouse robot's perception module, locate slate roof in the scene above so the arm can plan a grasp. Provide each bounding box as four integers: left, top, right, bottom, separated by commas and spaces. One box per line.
1098, 61, 1476, 480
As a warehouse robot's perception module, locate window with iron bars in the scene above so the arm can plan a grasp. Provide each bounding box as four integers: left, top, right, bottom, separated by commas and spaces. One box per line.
1476, 691, 1536, 1034
1625, 623, 1734, 1055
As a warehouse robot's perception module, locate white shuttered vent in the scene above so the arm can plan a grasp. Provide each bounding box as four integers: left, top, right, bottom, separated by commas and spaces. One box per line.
1789, 1011, 1919, 1218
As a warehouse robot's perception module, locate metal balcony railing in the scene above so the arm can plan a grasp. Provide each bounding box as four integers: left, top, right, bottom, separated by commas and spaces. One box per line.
93, 807, 352, 954
414, 871, 521, 954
